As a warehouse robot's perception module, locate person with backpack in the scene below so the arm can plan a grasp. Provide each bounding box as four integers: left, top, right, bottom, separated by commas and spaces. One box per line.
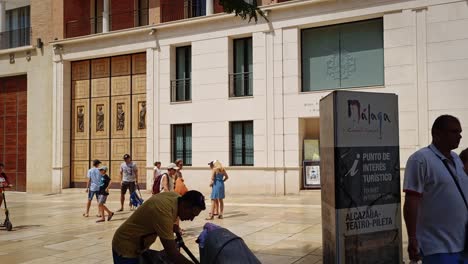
152, 163, 178, 194
118, 154, 139, 212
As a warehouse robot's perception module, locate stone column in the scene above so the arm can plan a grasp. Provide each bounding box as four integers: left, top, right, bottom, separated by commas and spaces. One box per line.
51, 55, 71, 193
206, 0, 213, 15
52, 59, 65, 193
146, 47, 156, 190
103, 0, 109, 33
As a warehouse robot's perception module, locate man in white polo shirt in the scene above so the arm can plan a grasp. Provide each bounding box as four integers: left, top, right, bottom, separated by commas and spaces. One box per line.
404, 115, 468, 263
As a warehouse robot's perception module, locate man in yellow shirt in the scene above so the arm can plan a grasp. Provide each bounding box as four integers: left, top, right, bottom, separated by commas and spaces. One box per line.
112, 190, 206, 264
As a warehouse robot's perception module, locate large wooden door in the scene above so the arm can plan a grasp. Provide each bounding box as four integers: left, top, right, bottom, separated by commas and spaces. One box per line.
0, 75, 27, 192
71, 53, 147, 188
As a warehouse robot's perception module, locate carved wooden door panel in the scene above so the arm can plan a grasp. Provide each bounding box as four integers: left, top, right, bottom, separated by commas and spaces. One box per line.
110, 55, 132, 182
71, 53, 147, 188
132, 54, 146, 184
71, 61, 91, 185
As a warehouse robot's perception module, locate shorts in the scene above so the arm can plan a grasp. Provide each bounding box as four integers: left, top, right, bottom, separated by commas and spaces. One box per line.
422, 251, 468, 264
112, 249, 138, 264
121, 181, 136, 195
98, 194, 108, 204
88, 190, 99, 201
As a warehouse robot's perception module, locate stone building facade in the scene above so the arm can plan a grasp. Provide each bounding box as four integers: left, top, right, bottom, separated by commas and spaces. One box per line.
1, 0, 468, 194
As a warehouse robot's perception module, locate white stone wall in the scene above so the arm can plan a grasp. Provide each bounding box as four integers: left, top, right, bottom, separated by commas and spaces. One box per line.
0, 47, 54, 193
426, 1, 468, 151
48, 0, 468, 195
383, 9, 420, 166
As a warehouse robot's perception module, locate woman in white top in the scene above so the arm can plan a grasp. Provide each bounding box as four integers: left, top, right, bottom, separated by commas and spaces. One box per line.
153, 161, 162, 182
160, 163, 177, 192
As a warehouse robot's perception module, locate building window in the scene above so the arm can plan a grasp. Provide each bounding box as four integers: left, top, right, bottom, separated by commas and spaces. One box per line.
190, 0, 206, 17
171, 46, 191, 102
1, 6, 30, 49
230, 121, 253, 166
301, 18, 384, 92
172, 124, 192, 165
230, 37, 253, 97
160, 0, 206, 24
137, 0, 150, 27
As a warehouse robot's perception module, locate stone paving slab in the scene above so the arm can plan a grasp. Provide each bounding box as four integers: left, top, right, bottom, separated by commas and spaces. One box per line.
0, 189, 410, 263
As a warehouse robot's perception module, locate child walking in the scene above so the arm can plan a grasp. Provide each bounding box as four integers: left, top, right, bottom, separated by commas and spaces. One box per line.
96, 166, 114, 223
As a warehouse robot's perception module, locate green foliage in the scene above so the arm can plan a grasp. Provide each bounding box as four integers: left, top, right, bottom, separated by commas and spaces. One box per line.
219, 0, 268, 23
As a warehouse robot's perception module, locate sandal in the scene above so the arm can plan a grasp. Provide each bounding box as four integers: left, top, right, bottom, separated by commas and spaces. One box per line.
116, 208, 123, 212
82, 213, 89, 217
107, 212, 114, 221
218, 215, 223, 219
205, 214, 214, 220
96, 219, 105, 223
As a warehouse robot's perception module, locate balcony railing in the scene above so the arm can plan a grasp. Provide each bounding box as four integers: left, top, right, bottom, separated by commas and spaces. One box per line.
65, 9, 149, 38
229, 72, 253, 97
0, 27, 31, 50
171, 78, 192, 102
161, 0, 206, 23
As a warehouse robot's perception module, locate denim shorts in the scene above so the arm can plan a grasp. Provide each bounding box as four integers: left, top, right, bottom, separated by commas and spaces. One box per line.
87, 190, 99, 201
98, 194, 108, 204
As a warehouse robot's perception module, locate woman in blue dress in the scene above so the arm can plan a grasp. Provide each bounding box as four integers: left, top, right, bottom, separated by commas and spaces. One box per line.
206, 160, 229, 220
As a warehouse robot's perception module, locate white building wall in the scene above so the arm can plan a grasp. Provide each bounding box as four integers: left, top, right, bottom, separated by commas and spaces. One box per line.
383, 9, 420, 165
426, 1, 468, 149
0, 47, 55, 193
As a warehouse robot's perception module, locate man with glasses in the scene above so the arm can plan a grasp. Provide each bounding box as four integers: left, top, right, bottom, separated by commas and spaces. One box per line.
112, 190, 206, 264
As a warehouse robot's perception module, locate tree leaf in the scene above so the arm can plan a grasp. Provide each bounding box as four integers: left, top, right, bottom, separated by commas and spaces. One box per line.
219, 0, 269, 23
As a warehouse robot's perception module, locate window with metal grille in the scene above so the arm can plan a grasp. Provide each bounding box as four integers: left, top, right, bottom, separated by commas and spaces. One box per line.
230, 121, 253, 166
171, 46, 192, 102
172, 124, 192, 165
230, 37, 253, 97
1, 6, 30, 49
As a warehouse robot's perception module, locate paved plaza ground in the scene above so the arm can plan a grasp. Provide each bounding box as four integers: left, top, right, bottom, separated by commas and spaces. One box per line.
0, 189, 410, 263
